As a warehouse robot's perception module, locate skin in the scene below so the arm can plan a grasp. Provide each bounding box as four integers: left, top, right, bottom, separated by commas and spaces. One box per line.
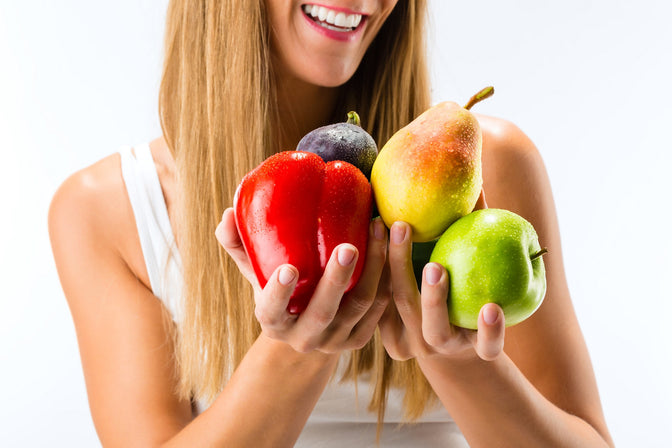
269, 0, 398, 149
49, 1, 614, 447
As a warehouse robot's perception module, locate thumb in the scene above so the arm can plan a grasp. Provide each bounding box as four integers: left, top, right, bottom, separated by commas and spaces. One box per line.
216, 207, 259, 287
474, 303, 505, 361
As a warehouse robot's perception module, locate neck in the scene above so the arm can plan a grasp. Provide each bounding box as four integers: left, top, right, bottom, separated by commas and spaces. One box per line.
274, 75, 340, 152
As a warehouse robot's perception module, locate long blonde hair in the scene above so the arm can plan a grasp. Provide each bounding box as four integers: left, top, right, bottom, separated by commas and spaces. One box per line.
159, 0, 433, 422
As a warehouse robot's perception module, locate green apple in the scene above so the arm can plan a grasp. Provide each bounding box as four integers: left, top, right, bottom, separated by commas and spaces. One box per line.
429, 208, 547, 329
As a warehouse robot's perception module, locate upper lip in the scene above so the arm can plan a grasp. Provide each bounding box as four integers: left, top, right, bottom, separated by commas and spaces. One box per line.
302, 3, 368, 16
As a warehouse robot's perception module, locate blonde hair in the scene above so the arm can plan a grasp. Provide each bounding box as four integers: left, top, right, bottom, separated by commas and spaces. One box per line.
159, 0, 433, 423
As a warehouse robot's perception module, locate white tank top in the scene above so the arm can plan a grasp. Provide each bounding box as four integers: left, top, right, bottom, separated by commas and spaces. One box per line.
119, 143, 468, 447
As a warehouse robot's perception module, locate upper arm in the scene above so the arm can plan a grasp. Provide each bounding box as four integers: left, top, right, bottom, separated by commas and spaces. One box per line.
479, 116, 611, 440
48, 157, 192, 447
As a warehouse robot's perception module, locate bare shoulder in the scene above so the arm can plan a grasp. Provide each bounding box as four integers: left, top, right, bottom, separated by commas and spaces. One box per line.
49, 153, 127, 239
48, 152, 149, 290
474, 114, 550, 217
476, 114, 535, 151
49, 153, 127, 259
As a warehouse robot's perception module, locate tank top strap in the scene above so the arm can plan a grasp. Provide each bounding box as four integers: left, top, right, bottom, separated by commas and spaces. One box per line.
119, 143, 183, 322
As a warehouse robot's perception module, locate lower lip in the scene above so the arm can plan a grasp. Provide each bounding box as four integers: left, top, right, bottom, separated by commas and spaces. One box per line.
302, 11, 366, 42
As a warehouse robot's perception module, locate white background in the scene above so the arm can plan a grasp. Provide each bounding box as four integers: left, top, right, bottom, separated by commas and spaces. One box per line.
1, 0, 670, 446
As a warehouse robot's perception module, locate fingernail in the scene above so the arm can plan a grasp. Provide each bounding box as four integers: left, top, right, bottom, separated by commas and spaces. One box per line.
390, 222, 407, 244
483, 305, 499, 325
425, 263, 442, 285
278, 266, 296, 286
338, 245, 357, 266
373, 217, 385, 240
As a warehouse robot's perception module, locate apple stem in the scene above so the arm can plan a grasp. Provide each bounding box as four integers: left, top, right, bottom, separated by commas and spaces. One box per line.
347, 111, 361, 127
530, 247, 548, 261
464, 86, 495, 110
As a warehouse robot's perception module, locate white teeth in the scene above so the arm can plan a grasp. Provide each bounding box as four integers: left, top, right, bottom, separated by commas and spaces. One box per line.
302, 4, 363, 30
334, 12, 347, 27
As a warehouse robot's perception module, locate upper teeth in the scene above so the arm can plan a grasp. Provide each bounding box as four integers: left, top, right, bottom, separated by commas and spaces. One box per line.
303, 4, 363, 29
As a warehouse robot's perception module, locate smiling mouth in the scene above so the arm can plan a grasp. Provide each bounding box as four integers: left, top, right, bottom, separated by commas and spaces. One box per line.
302, 4, 364, 32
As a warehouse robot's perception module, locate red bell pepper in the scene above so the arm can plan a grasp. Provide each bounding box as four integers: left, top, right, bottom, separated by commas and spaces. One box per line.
234, 151, 373, 314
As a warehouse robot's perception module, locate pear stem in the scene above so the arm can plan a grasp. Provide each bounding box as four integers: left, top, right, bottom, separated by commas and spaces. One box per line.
346, 111, 361, 127
464, 86, 495, 110
531, 247, 549, 261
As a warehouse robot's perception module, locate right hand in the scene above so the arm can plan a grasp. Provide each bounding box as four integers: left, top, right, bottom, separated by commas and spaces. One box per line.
216, 207, 389, 354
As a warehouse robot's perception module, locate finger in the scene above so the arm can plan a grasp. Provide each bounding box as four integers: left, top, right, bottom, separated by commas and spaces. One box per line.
318, 219, 387, 352
376, 260, 412, 361
345, 294, 390, 350
473, 303, 505, 361
378, 300, 413, 361
420, 263, 455, 350
255, 264, 299, 336
473, 189, 488, 211
388, 221, 422, 329
215, 208, 258, 285
294, 244, 358, 348
335, 217, 387, 327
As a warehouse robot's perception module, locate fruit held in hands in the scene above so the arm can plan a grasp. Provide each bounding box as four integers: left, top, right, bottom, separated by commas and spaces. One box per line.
371, 87, 494, 242
296, 111, 378, 179
234, 151, 373, 314
429, 208, 547, 329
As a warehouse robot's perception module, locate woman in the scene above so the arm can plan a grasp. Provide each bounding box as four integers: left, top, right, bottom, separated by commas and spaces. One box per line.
49, 0, 614, 446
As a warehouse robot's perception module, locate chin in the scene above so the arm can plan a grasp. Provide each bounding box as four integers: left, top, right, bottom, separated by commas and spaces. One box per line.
308, 70, 356, 88
289, 55, 362, 88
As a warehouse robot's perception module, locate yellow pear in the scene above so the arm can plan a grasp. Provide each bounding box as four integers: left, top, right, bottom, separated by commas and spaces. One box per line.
371, 87, 493, 242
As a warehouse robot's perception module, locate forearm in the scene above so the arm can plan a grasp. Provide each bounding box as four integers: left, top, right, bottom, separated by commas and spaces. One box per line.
163, 334, 339, 448
419, 354, 613, 448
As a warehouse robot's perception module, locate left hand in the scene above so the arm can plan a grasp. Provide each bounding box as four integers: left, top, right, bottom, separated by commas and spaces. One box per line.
377, 190, 506, 362
216, 208, 389, 354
